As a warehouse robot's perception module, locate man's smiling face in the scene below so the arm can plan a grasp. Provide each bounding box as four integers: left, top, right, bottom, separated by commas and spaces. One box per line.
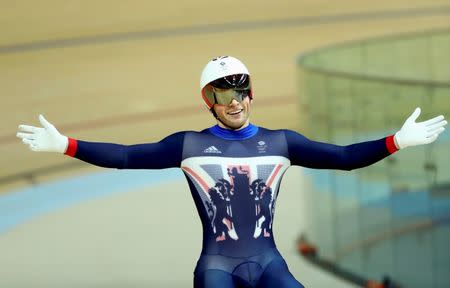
213, 96, 252, 130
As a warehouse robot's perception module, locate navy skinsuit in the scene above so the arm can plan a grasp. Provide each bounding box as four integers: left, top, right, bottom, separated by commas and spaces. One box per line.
65, 124, 398, 287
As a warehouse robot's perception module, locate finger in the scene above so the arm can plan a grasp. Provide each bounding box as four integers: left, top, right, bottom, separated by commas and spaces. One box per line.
16, 132, 35, 140
39, 114, 54, 130
22, 138, 34, 145
436, 127, 445, 136
423, 134, 438, 144
422, 115, 445, 126
407, 107, 421, 123
427, 127, 445, 136
426, 120, 447, 132
18, 125, 40, 133
29, 144, 40, 152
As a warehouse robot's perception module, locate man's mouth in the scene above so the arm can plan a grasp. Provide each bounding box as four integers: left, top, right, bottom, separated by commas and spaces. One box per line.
227, 109, 243, 115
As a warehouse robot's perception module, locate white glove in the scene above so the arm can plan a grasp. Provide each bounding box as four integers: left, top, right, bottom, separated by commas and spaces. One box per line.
16, 115, 69, 153
394, 107, 447, 149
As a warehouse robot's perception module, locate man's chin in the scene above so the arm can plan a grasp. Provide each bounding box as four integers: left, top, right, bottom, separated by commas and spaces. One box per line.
224, 120, 247, 130
216, 113, 249, 130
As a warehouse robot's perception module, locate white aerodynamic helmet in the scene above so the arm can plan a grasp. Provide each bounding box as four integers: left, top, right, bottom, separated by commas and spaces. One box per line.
200, 56, 253, 109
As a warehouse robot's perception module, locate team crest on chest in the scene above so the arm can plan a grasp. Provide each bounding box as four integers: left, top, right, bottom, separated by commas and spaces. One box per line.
181, 156, 290, 242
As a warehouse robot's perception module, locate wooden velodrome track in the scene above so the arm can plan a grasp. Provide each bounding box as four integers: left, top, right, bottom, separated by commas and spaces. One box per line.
0, 1, 449, 287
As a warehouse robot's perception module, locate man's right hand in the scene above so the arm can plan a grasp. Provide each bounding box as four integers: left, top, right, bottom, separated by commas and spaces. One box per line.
17, 115, 68, 153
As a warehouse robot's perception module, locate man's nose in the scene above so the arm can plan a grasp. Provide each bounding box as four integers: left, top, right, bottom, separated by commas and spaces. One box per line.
229, 99, 240, 106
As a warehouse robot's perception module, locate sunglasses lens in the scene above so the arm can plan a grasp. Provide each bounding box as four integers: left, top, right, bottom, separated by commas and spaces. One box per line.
214, 89, 250, 105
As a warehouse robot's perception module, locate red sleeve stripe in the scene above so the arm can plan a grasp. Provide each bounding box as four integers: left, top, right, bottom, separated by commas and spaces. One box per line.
385, 134, 399, 154
65, 138, 78, 157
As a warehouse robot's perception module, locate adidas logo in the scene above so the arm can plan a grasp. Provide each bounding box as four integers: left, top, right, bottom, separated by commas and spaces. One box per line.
203, 146, 222, 154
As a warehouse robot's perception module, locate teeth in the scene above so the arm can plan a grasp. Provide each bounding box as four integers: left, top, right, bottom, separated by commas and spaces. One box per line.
228, 110, 242, 115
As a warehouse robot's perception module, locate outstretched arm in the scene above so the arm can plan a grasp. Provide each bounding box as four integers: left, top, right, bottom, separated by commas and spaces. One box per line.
285, 107, 446, 171
17, 115, 185, 169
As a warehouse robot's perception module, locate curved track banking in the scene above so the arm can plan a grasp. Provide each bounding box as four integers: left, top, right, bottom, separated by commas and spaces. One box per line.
1, 6, 449, 54
1, 2, 449, 287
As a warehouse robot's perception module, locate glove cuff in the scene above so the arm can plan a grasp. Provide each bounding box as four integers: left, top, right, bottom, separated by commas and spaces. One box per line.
386, 134, 399, 154
64, 138, 78, 157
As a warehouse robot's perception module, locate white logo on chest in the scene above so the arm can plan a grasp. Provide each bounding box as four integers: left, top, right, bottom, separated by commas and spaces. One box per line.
257, 140, 267, 153
203, 146, 222, 154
